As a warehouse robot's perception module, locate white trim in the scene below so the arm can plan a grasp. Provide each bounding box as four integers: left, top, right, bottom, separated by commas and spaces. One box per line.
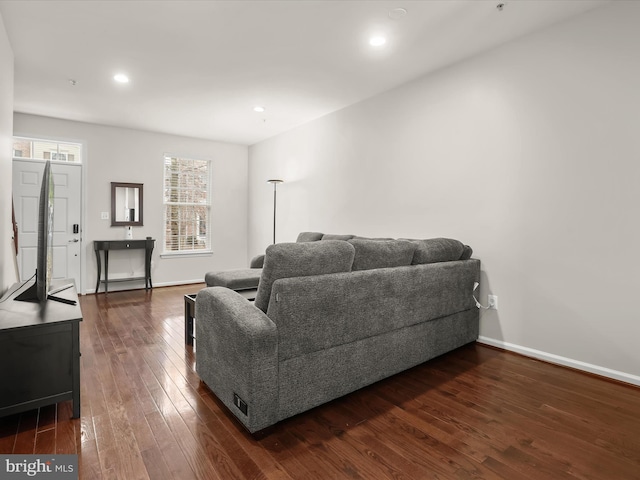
13, 133, 86, 146
85, 278, 205, 294
160, 250, 213, 259
11, 156, 78, 167
153, 279, 205, 288
477, 336, 640, 387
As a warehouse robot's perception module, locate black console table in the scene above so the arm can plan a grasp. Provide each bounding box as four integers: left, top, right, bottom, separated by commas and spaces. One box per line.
94, 239, 155, 293
0, 280, 82, 418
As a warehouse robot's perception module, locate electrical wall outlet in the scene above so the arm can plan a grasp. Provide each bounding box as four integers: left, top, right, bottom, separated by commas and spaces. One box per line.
488, 295, 498, 310
101, 212, 109, 220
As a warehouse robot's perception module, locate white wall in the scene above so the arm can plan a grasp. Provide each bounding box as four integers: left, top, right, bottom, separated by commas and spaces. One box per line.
14, 113, 249, 294
0, 12, 14, 294
249, 2, 640, 383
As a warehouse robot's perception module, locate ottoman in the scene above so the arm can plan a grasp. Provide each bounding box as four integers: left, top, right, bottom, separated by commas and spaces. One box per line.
204, 268, 261, 294
186, 269, 262, 345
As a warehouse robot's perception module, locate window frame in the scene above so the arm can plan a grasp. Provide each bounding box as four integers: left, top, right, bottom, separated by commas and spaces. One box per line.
161, 154, 213, 258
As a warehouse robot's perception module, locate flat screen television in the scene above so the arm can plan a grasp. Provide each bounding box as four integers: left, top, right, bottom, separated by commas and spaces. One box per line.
15, 160, 55, 303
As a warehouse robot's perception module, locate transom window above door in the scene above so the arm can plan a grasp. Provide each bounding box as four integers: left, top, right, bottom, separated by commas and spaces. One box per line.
12, 137, 82, 163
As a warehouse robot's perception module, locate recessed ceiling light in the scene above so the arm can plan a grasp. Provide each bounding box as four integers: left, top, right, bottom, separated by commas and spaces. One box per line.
254, 106, 266, 113
389, 8, 407, 20
369, 36, 387, 47
113, 73, 129, 83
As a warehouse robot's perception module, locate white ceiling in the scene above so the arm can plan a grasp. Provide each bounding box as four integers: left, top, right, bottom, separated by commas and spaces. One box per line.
0, 0, 608, 146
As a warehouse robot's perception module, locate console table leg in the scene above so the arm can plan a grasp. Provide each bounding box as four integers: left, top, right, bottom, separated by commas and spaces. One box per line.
146, 244, 153, 289
104, 251, 109, 293
94, 249, 101, 293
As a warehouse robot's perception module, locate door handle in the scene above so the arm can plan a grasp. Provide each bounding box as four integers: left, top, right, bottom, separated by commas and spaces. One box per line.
69, 238, 79, 243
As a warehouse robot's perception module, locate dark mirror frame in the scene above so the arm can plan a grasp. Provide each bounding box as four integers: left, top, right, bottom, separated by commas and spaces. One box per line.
111, 182, 144, 226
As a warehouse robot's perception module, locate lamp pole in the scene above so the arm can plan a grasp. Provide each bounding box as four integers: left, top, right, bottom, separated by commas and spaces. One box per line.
267, 179, 283, 244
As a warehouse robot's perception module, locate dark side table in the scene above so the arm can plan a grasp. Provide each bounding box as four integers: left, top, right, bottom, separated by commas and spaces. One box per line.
184, 289, 256, 346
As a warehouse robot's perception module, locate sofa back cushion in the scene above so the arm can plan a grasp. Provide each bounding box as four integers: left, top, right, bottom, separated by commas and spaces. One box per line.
322, 233, 355, 241
296, 231, 324, 242
352, 236, 395, 241
268, 259, 481, 361
348, 239, 416, 271
407, 237, 466, 264
460, 244, 473, 260
254, 241, 355, 312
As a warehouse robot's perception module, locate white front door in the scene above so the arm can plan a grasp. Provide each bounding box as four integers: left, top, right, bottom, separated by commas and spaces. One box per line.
12, 159, 82, 288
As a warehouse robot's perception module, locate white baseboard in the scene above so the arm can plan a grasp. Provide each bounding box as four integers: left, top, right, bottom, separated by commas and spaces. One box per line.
477, 336, 640, 388
84, 278, 205, 295
153, 279, 205, 288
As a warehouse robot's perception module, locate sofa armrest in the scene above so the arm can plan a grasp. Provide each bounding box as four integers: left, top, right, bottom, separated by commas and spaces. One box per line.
250, 254, 265, 268
195, 287, 278, 432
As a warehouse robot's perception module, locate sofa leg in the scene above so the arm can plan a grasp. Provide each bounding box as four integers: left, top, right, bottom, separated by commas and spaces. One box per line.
250, 425, 276, 439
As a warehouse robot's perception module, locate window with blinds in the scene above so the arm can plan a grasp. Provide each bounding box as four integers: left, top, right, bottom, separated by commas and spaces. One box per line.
163, 155, 212, 254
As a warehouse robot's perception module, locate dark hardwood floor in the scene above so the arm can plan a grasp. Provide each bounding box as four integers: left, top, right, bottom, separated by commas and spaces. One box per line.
1, 284, 639, 479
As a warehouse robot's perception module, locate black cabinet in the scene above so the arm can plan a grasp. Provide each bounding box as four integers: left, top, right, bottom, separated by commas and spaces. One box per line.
0, 281, 82, 418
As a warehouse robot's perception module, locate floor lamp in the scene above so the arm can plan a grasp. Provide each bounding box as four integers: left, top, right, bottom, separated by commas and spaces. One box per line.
267, 179, 283, 244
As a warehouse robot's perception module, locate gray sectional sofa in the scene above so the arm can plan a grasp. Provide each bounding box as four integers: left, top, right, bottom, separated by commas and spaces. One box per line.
196, 234, 480, 433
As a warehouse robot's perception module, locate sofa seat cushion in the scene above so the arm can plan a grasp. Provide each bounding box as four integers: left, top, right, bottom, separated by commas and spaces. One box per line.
348, 239, 416, 271
205, 268, 262, 290
254, 241, 356, 313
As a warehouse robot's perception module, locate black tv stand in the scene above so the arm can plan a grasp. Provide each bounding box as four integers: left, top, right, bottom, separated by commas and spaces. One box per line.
13, 277, 38, 302
13, 279, 77, 305
0, 280, 82, 418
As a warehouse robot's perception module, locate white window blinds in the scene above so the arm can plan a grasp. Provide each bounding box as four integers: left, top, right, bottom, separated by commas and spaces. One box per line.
163, 155, 212, 253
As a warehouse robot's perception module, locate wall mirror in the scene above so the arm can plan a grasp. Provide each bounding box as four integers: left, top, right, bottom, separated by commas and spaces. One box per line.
111, 182, 143, 226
